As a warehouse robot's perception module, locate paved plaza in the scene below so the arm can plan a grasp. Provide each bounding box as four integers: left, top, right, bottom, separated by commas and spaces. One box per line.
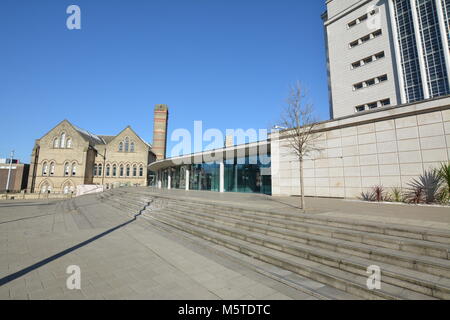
0, 194, 318, 300
1, 189, 449, 300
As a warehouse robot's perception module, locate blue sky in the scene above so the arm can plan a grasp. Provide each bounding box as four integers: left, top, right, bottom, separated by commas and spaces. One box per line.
0, 0, 328, 161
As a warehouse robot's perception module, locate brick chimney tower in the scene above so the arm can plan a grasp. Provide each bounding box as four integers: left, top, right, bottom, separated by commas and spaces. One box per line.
153, 104, 169, 161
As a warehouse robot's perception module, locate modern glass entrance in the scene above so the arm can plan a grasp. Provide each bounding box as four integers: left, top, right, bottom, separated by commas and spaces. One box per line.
224, 155, 271, 195
189, 163, 220, 192
155, 154, 271, 195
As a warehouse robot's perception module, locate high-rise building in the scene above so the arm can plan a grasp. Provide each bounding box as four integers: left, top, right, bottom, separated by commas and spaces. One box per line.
323, 0, 450, 119
152, 104, 169, 160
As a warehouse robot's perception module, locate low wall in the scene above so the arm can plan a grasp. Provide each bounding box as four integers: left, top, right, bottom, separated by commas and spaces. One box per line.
271, 97, 450, 198
76, 185, 104, 197
0, 193, 73, 201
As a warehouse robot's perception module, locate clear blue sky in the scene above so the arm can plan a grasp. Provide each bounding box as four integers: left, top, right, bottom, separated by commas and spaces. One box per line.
0, 0, 328, 161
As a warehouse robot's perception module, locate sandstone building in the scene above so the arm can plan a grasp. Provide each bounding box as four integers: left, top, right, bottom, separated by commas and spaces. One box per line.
26, 106, 167, 194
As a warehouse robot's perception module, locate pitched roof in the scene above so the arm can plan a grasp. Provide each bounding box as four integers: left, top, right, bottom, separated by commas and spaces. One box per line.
43, 120, 153, 153
97, 135, 116, 144
71, 124, 105, 145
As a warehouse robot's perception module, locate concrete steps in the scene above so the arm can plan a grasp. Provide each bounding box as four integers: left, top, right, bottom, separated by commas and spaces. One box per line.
145, 216, 360, 300
148, 208, 450, 299
164, 205, 450, 279
148, 210, 435, 300
165, 202, 450, 261
164, 198, 450, 245
99, 188, 450, 300
97, 190, 152, 216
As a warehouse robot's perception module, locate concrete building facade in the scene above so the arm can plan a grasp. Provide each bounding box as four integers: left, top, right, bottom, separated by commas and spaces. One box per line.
324, 0, 450, 118
271, 96, 450, 197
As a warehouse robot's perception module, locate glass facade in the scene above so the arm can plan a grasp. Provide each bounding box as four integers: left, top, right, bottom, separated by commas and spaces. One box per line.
443, 0, 450, 36
394, 0, 425, 103
416, 0, 449, 97
393, 0, 450, 102
190, 163, 220, 192
224, 155, 271, 195
155, 154, 271, 195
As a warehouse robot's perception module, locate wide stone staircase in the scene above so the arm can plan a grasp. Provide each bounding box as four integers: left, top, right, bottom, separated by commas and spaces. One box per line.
97, 187, 450, 300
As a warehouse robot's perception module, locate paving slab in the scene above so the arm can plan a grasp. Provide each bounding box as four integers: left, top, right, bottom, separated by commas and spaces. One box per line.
0, 194, 327, 300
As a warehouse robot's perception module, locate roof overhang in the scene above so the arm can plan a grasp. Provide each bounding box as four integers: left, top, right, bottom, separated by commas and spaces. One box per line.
148, 140, 271, 171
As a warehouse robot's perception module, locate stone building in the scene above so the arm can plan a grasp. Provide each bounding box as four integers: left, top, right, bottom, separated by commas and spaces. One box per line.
27, 120, 157, 194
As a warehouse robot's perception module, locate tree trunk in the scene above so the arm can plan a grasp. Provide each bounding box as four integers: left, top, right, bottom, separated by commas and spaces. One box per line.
299, 157, 305, 211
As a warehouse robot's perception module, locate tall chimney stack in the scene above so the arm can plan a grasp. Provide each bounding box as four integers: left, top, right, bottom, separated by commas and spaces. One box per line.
153, 104, 169, 161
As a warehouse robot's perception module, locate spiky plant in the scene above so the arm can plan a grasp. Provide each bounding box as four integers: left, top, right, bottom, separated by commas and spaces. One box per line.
372, 185, 387, 202
390, 187, 404, 203
437, 162, 450, 196
407, 170, 442, 204
405, 186, 425, 204
436, 188, 450, 205
360, 190, 375, 202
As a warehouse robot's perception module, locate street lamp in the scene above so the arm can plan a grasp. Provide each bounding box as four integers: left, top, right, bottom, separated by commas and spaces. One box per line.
272, 125, 287, 130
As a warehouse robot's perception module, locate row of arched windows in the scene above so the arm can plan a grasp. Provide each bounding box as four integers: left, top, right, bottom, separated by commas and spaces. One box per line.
118, 137, 135, 153
94, 163, 144, 178
53, 132, 72, 149
42, 161, 77, 177
39, 180, 75, 194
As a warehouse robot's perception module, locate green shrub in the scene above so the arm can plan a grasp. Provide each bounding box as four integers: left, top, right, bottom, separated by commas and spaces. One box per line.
437, 162, 450, 196
359, 191, 375, 202
389, 187, 404, 203
372, 185, 388, 202
407, 170, 442, 204
405, 186, 425, 204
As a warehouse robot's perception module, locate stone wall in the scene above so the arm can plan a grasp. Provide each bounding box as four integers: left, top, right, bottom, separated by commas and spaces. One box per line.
271, 97, 450, 198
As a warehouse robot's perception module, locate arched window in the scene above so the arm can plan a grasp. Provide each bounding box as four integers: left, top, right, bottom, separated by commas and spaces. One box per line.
93, 164, 98, 177
139, 165, 144, 177
50, 162, 55, 175
119, 165, 124, 177
130, 142, 135, 152
41, 183, 49, 193
98, 164, 103, 177
66, 138, 72, 148
125, 138, 129, 152
60, 133, 66, 148
53, 138, 59, 148
64, 163, 70, 176
113, 165, 117, 177
42, 162, 48, 175
119, 142, 123, 152
126, 165, 130, 177
106, 165, 110, 177
133, 165, 137, 177
63, 182, 74, 195
72, 163, 76, 176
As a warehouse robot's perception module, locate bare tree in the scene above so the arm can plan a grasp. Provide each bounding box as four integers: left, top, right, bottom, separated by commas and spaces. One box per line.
277, 82, 321, 210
